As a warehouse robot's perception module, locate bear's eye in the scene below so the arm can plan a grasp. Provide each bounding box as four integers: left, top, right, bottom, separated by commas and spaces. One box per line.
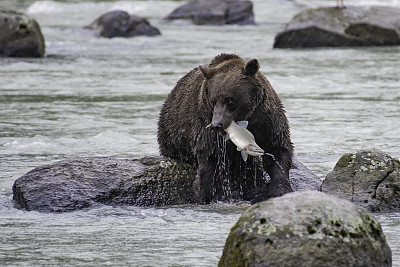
225, 97, 234, 105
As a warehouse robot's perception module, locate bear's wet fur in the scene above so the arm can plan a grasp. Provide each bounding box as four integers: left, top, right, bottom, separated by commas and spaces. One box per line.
158, 54, 293, 204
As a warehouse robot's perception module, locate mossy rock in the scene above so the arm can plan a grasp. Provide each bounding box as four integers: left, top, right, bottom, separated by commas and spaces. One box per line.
12, 157, 196, 212
219, 191, 392, 266
321, 149, 400, 212
0, 10, 45, 57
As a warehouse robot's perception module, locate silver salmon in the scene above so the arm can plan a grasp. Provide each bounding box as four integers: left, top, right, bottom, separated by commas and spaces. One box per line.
224, 121, 264, 161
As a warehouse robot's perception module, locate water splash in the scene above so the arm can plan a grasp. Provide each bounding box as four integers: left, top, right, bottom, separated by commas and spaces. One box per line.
212, 131, 272, 202
215, 133, 232, 201
264, 152, 285, 173
210, 130, 291, 203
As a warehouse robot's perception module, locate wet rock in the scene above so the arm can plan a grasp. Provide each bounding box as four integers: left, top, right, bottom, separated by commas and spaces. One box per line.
166, 0, 255, 25
0, 10, 45, 57
274, 6, 400, 48
85, 10, 161, 38
321, 150, 400, 212
290, 158, 322, 191
12, 157, 196, 212
12, 156, 318, 212
219, 191, 392, 267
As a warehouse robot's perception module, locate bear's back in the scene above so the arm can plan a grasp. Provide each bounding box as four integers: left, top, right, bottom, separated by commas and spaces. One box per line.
157, 66, 208, 163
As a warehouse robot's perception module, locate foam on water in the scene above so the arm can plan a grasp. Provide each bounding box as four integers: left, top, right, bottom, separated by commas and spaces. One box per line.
26, 0, 182, 27
27, 1, 145, 15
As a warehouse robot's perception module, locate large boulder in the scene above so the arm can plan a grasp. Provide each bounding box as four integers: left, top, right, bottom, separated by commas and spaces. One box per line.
0, 10, 45, 57
274, 6, 400, 48
12, 157, 196, 212
85, 10, 161, 38
219, 191, 392, 267
321, 150, 400, 212
165, 0, 255, 25
12, 156, 318, 212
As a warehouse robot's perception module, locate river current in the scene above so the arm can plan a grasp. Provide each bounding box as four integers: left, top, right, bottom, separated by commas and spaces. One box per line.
1, 0, 399, 266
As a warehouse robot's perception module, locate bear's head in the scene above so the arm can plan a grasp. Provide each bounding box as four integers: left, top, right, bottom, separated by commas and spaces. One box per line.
200, 57, 261, 130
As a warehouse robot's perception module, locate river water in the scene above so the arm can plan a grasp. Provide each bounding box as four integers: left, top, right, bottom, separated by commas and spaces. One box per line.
0, 0, 399, 265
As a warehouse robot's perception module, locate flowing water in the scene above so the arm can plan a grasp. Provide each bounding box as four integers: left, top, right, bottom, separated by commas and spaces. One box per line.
1, 0, 399, 265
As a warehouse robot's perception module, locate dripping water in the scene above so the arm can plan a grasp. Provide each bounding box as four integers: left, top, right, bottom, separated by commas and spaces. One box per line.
212, 132, 277, 202
215, 132, 232, 201
238, 156, 246, 199
264, 152, 284, 172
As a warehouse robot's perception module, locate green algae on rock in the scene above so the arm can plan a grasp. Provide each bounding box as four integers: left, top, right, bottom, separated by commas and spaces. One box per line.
321, 149, 400, 212
12, 157, 196, 212
219, 191, 391, 267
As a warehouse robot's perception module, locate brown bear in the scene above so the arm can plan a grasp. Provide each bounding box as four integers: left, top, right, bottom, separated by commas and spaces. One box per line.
158, 54, 293, 204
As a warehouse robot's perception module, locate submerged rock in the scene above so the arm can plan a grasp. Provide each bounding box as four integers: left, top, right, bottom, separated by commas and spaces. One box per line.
0, 10, 45, 57
274, 6, 400, 48
165, 0, 255, 25
85, 10, 161, 38
321, 150, 400, 212
12, 156, 318, 212
219, 191, 392, 267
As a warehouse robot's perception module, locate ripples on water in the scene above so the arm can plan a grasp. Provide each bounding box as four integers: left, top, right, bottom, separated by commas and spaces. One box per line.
1, 0, 400, 266
0, 203, 248, 266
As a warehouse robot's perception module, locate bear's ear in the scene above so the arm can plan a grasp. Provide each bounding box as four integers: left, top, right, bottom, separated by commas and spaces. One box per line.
244, 59, 260, 76
199, 65, 215, 79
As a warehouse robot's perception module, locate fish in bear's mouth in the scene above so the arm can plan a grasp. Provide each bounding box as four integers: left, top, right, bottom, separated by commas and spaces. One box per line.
207, 120, 264, 161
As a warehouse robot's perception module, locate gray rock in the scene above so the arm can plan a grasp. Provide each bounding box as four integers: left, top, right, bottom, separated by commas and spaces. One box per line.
12, 156, 318, 212
219, 191, 392, 267
0, 10, 45, 57
13, 157, 196, 212
290, 158, 322, 191
85, 10, 161, 38
166, 0, 255, 25
274, 6, 400, 48
321, 150, 400, 212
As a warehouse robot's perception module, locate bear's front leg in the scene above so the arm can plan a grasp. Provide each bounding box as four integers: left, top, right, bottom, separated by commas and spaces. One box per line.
193, 154, 219, 204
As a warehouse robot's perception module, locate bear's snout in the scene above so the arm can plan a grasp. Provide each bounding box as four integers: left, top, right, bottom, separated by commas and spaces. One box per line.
210, 104, 233, 130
